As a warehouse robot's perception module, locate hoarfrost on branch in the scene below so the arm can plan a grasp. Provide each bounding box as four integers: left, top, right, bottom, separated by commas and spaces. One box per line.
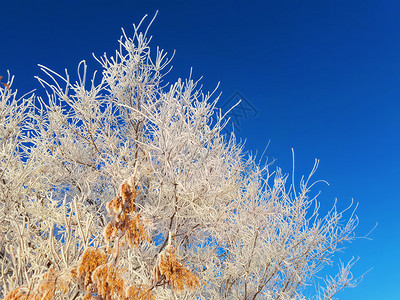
0, 15, 361, 300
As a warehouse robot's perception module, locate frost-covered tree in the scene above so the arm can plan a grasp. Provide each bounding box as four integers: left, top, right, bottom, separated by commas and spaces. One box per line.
0, 15, 360, 300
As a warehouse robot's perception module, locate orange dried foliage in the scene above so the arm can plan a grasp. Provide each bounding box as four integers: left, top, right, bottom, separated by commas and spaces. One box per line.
105, 181, 150, 249
90, 263, 125, 300
70, 266, 78, 281
6, 269, 69, 300
154, 245, 200, 292
6, 180, 201, 299
124, 213, 151, 248
77, 247, 107, 287
37, 268, 69, 300
126, 285, 155, 300
0, 76, 10, 89
5, 287, 28, 300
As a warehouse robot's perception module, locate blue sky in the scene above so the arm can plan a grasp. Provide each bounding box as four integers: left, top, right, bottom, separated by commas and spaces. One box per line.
1, 1, 399, 298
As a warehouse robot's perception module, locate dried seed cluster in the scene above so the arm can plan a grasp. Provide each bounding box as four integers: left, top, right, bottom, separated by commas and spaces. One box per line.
6, 180, 199, 299
126, 285, 155, 300
5, 269, 70, 300
90, 263, 125, 299
154, 245, 200, 292
76, 248, 154, 300
105, 181, 151, 249
0, 75, 10, 89
75, 247, 108, 287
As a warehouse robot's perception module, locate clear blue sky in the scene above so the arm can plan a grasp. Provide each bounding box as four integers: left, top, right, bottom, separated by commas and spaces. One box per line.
1, 1, 399, 298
